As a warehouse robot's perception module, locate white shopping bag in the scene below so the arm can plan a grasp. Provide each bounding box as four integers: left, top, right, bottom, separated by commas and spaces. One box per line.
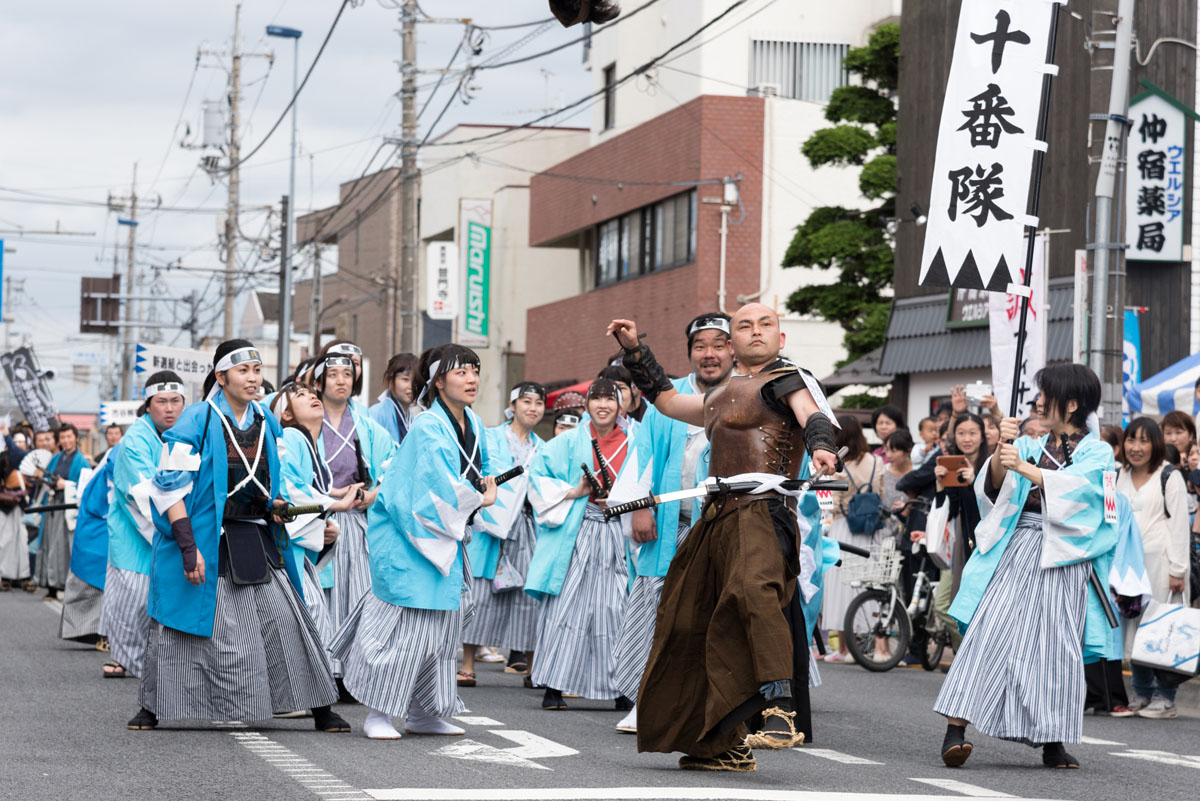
924, 496, 956, 571
1131, 597, 1200, 676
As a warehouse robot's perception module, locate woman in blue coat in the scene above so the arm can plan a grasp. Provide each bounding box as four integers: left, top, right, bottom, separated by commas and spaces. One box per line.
129, 340, 347, 734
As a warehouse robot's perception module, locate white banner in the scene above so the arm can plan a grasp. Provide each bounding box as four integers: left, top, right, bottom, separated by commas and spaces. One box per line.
1072, 249, 1088, 364
426, 242, 458, 321
1125, 91, 1186, 262
99, 400, 141, 427
990, 233, 1047, 419
134, 343, 210, 385
920, 1, 1056, 290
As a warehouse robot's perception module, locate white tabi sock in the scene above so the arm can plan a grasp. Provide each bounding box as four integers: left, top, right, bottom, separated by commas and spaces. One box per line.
363, 708, 403, 740
616, 704, 637, 733
404, 702, 465, 735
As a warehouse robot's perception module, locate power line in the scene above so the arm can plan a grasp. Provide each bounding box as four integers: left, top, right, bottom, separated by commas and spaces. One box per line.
146, 58, 202, 196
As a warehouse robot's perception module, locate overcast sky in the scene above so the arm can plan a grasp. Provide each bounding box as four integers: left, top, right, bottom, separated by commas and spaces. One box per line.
1, 0, 592, 412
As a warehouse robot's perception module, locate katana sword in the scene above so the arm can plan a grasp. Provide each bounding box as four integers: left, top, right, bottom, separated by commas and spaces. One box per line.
25, 502, 77, 513
474, 465, 525, 493
580, 463, 605, 498
603, 446, 850, 520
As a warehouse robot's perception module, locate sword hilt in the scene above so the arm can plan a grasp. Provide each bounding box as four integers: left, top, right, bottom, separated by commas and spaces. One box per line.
476, 465, 524, 492
603, 495, 657, 520
581, 464, 605, 498
279, 504, 323, 521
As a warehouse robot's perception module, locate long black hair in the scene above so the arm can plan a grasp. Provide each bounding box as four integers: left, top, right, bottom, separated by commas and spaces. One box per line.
1123, 417, 1166, 473
1035, 363, 1100, 428
202, 338, 256, 399
949, 412, 989, 475
412, 344, 481, 408
315, 338, 364, 397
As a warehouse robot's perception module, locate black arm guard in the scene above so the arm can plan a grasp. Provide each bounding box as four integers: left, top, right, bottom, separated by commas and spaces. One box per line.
803, 412, 840, 469
621, 344, 674, 403
171, 517, 198, 572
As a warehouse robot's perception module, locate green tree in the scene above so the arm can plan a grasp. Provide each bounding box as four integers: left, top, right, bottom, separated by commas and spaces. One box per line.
783, 23, 899, 368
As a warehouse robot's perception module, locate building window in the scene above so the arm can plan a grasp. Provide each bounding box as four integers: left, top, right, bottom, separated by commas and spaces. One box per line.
749, 39, 849, 103
602, 63, 617, 130
595, 190, 696, 287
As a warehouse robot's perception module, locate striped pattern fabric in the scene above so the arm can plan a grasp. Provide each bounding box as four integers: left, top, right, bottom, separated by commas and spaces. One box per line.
328, 509, 371, 631
934, 513, 1089, 745
462, 512, 541, 651
531, 503, 629, 700
139, 568, 338, 721
331, 593, 463, 719
820, 516, 874, 630
99, 565, 151, 677
613, 522, 689, 700
0, 505, 29, 580
58, 571, 103, 641
38, 511, 71, 591
809, 649, 822, 688
300, 558, 341, 677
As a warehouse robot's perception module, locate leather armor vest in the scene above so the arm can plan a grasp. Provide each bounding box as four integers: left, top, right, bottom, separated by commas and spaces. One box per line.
704, 366, 803, 481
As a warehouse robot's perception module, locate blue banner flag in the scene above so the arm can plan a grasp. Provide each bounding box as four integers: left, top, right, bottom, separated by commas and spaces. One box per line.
1122, 309, 1142, 424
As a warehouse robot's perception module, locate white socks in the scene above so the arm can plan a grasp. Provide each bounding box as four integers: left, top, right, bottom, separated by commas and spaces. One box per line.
404, 702, 465, 736
364, 708, 403, 740
616, 704, 637, 733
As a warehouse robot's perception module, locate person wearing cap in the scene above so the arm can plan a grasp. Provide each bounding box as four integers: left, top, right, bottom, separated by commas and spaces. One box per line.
461, 381, 547, 684
129, 339, 347, 733
97, 371, 186, 680
312, 340, 397, 641
552, 390, 586, 419
526, 378, 633, 711
605, 312, 734, 734
553, 409, 581, 438
270, 384, 365, 674
331, 343, 500, 740
607, 304, 841, 772
369, 352, 419, 447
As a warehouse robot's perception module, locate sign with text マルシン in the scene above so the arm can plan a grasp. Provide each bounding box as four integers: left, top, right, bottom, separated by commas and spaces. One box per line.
919, 1, 1056, 290
1125, 91, 1186, 262
457, 198, 492, 348
426, 242, 458, 321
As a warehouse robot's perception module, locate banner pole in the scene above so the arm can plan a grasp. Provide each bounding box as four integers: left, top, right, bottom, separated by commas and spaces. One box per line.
1007, 3, 1061, 419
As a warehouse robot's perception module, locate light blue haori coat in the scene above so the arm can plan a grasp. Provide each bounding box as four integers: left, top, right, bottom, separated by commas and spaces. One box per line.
466, 422, 541, 581
147, 391, 302, 638
368, 391, 414, 446
365, 400, 488, 610
277, 427, 337, 570
524, 422, 632, 601
606, 375, 705, 579
109, 415, 165, 577
31, 449, 89, 554
951, 432, 1121, 663
69, 449, 116, 591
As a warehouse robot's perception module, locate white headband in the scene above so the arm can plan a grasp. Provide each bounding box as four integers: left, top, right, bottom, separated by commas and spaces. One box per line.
416, 359, 442, 406
314, 354, 354, 379
688, 316, 731, 338
214, 347, 262, 373
327, 343, 361, 357
556, 413, 581, 428
145, 382, 186, 399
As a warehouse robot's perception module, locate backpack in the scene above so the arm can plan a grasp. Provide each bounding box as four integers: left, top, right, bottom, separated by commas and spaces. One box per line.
1161, 463, 1177, 518
843, 456, 883, 536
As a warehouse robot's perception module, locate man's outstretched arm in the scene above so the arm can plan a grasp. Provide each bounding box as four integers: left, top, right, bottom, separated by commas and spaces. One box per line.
606, 319, 705, 427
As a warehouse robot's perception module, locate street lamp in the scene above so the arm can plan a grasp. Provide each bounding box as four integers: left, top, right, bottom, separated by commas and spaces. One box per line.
267, 24, 302, 386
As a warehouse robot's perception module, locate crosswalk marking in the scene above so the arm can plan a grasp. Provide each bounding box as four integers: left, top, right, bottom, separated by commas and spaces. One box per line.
228, 731, 371, 800
909, 778, 1016, 798
1079, 735, 1124, 746
792, 747, 883, 765
454, 716, 504, 726
364, 789, 1040, 801
1111, 749, 1200, 769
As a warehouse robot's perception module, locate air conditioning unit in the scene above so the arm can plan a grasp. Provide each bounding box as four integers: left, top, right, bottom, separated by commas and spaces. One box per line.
749, 82, 781, 98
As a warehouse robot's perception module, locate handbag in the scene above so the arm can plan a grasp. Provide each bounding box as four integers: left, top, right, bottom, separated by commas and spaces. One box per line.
1131, 595, 1200, 677
843, 458, 883, 536
924, 495, 956, 571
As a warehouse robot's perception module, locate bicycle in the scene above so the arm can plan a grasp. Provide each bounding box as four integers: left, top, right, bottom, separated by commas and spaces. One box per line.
840, 500, 952, 672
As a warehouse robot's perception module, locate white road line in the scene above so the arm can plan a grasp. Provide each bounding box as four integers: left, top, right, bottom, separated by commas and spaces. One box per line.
43, 598, 63, 614
1111, 749, 1200, 768
1079, 735, 1125, 746
909, 778, 1016, 798
454, 716, 504, 726
792, 747, 883, 765
364, 789, 1045, 801
228, 731, 371, 799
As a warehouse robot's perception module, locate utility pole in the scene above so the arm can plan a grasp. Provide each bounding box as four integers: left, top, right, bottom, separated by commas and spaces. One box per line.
277, 194, 290, 384
399, 0, 419, 355
310, 243, 323, 355
110, 164, 140, 400
1088, 0, 1135, 423
224, 4, 244, 341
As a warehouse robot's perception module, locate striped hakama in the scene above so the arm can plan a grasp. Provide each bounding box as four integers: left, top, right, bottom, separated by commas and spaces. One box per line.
99, 565, 151, 677
531, 503, 629, 700
0, 506, 29, 580
462, 511, 540, 652
301, 557, 340, 676
820, 516, 873, 630
139, 567, 338, 721
613, 522, 690, 700
331, 592, 464, 719
58, 570, 103, 641
37, 511, 71, 591
328, 509, 371, 630
934, 513, 1089, 745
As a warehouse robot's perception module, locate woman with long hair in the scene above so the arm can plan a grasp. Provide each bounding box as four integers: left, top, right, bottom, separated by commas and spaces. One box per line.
131, 340, 346, 733
369, 352, 419, 447
935, 364, 1121, 769
821, 415, 884, 662
331, 344, 499, 739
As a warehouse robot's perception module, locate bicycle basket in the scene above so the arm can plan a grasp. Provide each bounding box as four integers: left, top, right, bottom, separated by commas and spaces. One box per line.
839, 538, 903, 586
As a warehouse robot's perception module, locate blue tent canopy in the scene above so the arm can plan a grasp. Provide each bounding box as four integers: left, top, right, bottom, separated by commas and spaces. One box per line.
1127, 351, 1200, 417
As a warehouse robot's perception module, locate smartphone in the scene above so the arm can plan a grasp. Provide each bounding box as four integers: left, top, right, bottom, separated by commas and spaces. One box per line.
937, 455, 971, 487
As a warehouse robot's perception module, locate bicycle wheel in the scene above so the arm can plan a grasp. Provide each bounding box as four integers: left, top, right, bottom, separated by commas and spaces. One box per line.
920, 613, 947, 671
843, 589, 910, 672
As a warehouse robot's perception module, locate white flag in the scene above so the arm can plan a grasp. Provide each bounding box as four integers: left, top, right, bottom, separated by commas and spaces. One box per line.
989, 233, 1047, 419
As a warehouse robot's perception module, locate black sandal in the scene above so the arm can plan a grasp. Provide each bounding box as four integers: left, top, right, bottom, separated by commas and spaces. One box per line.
1042, 742, 1079, 769
102, 661, 127, 678
313, 706, 352, 733
127, 708, 157, 730
941, 724, 973, 767
542, 688, 567, 710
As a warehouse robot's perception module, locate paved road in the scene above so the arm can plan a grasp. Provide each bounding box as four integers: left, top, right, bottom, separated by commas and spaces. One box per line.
5, 589, 1200, 801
